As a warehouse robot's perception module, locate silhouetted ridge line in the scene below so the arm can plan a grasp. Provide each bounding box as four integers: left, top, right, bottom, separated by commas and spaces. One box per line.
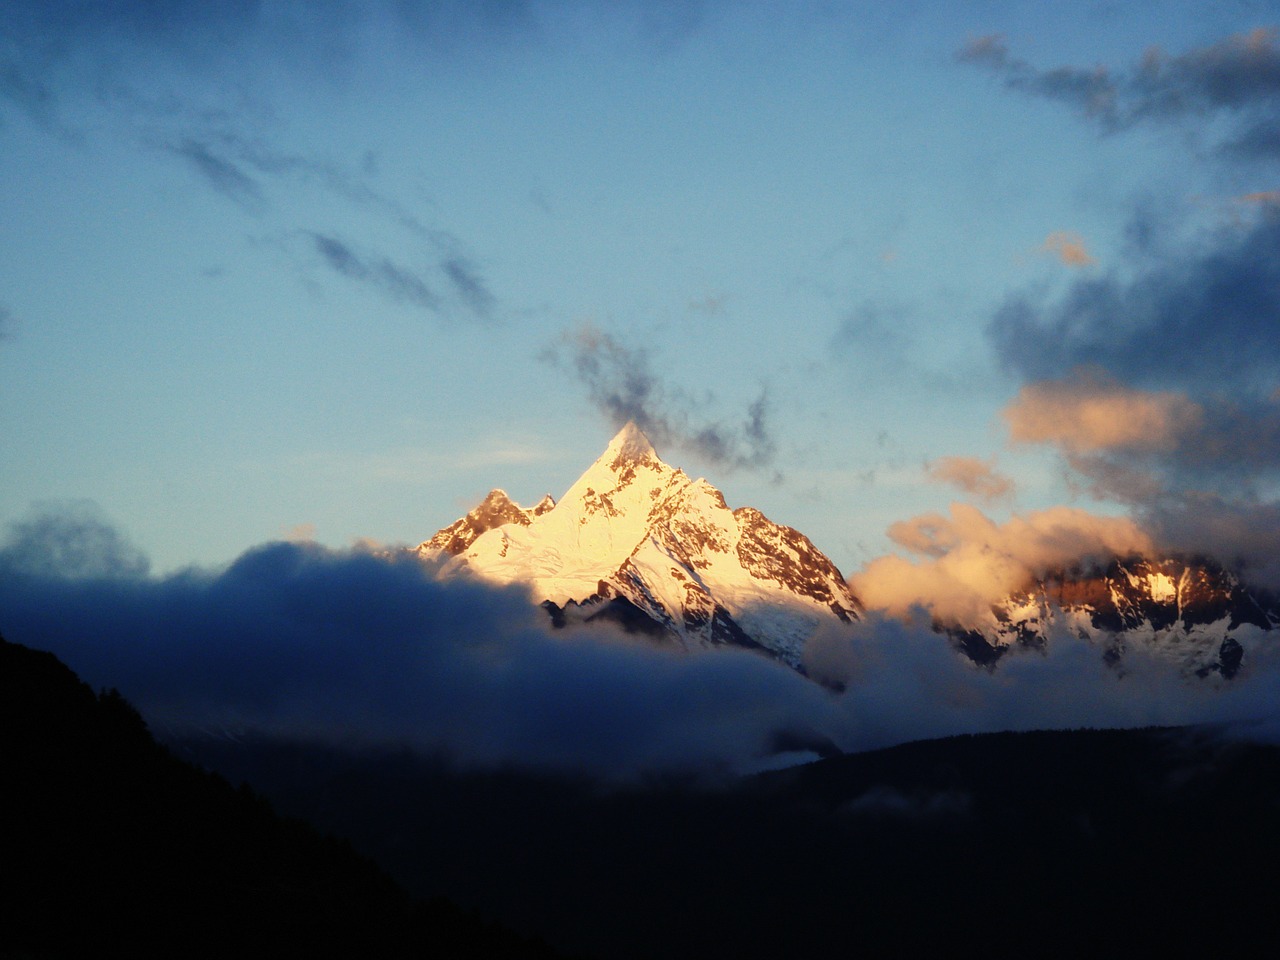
0, 634, 576, 960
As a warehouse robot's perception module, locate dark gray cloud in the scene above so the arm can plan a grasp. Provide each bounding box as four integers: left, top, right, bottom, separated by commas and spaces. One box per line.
970, 25, 1280, 581
0, 501, 149, 580
959, 34, 1120, 124
547, 325, 777, 471
990, 211, 1280, 393
960, 28, 1280, 156
1227, 119, 1280, 158
0, 55, 58, 127
311, 232, 439, 313
990, 206, 1280, 582
993, 203, 1280, 527
5, 509, 1280, 778
1142, 492, 1280, 590
1049, 448, 1280, 590
0, 513, 838, 779
442, 256, 497, 318
171, 138, 265, 210
313, 233, 364, 277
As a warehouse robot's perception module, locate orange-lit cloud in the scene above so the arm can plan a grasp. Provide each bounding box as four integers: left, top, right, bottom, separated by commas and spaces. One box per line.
1003, 369, 1203, 454
924, 456, 1015, 502
852, 503, 1154, 623
1040, 231, 1096, 266
1238, 190, 1280, 205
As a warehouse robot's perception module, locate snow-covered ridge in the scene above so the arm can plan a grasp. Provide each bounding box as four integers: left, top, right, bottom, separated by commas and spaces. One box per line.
947, 557, 1278, 677
419, 488, 555, 556
416, 422, 860, 666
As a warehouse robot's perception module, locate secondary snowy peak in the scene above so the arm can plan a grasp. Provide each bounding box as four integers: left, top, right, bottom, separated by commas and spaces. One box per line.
417, 489, 555, 556
946, 557, 1277, 677
425, 423, 860, 666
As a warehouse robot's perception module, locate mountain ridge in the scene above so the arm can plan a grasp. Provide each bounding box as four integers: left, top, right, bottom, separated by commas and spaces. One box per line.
417, 422, 860, 666
945, 555, 1278, 675
418, 424, 1274, 678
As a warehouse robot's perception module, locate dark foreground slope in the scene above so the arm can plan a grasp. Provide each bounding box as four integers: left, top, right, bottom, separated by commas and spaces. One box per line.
185, 725, 1280, 960
0, 637, 568, 960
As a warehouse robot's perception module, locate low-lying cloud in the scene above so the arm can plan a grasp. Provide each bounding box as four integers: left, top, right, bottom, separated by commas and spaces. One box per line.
4, 507, 1280, 779
0, 509, 833, 779
851, 503, 1154, 624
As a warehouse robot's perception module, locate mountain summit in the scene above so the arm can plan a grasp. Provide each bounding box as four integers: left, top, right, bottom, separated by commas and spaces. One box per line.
418, 423, 860, 665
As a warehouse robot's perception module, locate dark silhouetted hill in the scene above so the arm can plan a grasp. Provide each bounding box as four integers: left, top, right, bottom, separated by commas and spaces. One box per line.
0, 636, 573, 960
184, 725, 1280, 960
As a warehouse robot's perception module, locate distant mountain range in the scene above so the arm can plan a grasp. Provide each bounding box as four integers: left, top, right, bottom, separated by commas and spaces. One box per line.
419, 424, 1277, 678
948, 556, 1278, 676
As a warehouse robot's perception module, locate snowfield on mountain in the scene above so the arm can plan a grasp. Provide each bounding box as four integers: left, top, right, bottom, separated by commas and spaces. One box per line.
417, 423, 860, 666
418, 423, 1276, 679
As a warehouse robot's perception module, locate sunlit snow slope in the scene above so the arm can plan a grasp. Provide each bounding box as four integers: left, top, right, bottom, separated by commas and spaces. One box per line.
417, 423, 860, 666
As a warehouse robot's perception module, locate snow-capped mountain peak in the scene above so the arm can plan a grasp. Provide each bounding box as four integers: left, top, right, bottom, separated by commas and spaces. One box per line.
602, 419, 660, 466
418, 422, 860, 665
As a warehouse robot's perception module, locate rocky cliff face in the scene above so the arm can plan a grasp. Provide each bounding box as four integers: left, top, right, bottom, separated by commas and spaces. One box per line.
420, 489, 555, 556
948, 557, 1277, 676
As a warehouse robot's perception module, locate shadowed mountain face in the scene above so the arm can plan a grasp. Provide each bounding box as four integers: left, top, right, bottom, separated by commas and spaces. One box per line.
947, 556, 1278, 674
0, 637, 571, 960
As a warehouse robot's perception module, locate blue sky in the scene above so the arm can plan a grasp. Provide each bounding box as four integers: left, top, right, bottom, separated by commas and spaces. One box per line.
4, 0, 1279, 581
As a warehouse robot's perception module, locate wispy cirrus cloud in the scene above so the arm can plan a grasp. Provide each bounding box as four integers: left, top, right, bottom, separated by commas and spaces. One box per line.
1, 3, 503, 324
960, 27, 1280, 157
442, 256, 497, 319
170, 138, 266, 211
311, 233, 440, 313
0, 55, 57, 128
